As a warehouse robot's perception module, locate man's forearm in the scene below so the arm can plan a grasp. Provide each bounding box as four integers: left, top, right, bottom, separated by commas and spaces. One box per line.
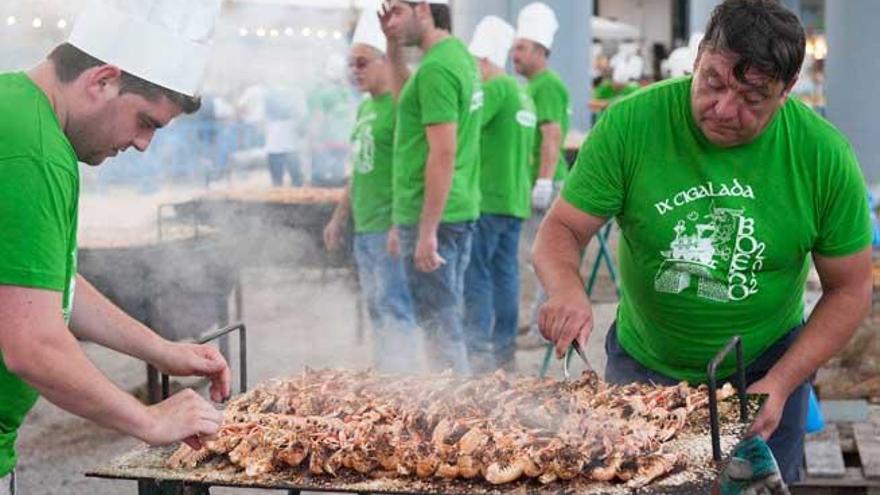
533, 214, 589, 297
9, 319, 153, 441
539, 126, 562, 179
765, 286, 870, 396
419, 148, 455, 237
69, 275, 166, 365
331, 182, 352, 224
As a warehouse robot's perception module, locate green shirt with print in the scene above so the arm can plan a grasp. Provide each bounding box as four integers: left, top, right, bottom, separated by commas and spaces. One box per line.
351, 93, 396, 233
527, 69, 571, 184
479, 74, 536, 219
0, 72, 80, 477
563, 77, 871, 383
392, 37, 482, 226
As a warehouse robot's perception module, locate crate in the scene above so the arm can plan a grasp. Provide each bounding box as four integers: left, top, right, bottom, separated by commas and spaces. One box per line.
794, 400, 880, 494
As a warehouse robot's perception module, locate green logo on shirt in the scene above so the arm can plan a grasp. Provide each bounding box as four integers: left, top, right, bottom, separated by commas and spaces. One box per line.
352, 112, 377, 174
654, 184, 765, 302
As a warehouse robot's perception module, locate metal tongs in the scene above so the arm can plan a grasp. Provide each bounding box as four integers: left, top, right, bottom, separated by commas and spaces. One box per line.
562, 340, 594, 380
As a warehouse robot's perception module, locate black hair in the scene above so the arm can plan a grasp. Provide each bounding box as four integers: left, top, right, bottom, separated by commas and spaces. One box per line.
405, 2, 452, 32
48, 43, 201, 114
700, 0, 805, 87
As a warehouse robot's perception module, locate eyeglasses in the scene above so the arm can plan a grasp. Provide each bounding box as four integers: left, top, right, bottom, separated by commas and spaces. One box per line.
348, 57, 378, 70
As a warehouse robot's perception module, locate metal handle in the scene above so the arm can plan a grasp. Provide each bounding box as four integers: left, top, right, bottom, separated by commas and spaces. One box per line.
707, 335, 748, 462
156, 202, 201, 242
161, 323, 248, 400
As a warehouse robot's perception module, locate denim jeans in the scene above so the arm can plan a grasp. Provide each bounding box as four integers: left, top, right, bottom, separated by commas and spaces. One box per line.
463, 214, 523, 373
604, 323, 809, 484
398, 222, 474, 374
267, 152, 303, 187
353, 232, 418, 374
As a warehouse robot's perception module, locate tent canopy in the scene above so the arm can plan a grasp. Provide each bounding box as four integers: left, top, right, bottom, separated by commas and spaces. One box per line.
591, 16, 640, 40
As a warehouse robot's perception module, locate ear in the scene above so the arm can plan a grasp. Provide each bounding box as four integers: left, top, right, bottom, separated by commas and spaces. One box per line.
415, 2, 432, 25
780, 75, 799, 100
692, 48, 704, 75
81, 64, 123, 102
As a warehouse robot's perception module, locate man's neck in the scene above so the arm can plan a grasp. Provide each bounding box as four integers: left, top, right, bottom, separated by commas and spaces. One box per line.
527, 61, 548, 81
369, 83, 391, 98
484, 65, 506, 82
420, 28, 449, 54
27, 62, 69, 131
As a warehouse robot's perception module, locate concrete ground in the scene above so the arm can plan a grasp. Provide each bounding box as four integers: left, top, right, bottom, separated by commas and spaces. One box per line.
14, 187, 620, 494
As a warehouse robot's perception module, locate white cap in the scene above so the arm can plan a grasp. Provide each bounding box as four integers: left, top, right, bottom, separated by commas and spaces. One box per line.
68, 0, 221, 97
469, 16, 515, 68
516, 2, 559, 50
353, 5, 387, 53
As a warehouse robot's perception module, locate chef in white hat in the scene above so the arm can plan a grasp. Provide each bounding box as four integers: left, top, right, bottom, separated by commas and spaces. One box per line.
0, 1, 228, 488
324, 7, 418, 374
378, 0, 482, 374
463, 16, 537, 373
511, 2, 574, 349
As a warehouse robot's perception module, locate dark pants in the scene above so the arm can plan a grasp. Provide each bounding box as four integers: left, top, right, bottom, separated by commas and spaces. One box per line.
463, 214, 523, 373
268, 153, 303, 186
604, 323, 809, 484
398, 222, 474, 374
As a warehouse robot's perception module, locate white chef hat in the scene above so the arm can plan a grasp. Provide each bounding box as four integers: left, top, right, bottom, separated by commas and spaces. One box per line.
353, 4, 387, 54
469, 16, 515, 68
516, 2, 559, 51
68, 0, 222, 97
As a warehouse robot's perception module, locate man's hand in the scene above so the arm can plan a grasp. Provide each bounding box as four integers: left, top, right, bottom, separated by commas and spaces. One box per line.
746, 376, 790, 441
323, 217, 345, 252
539, 288, 593, 359
532, 178, 554, 211
378, 1, 396, 42
414, 230, 445, 273
152, 342, 231, 403
387, 226, 401, 257
140, 389, 224, 450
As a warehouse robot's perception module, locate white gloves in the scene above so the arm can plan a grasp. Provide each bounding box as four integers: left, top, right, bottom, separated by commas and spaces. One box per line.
532, 178, 554, 210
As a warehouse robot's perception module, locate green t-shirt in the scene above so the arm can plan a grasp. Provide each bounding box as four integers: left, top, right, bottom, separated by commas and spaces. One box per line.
593, 80, 640, 103
563, 77, 871, 383
527, 69, 571, 184
479, 74, 536, 219
392, 37, 482, 226
0, 72, 80, 476
351, 93, 396, 233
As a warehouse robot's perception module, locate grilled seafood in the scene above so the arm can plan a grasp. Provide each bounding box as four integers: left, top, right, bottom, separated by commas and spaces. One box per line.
167, 369, 738, 488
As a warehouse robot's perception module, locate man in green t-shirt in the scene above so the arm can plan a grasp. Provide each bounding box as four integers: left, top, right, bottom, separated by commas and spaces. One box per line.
462, 16, 536, 373
324, 10, 417, 374
533, 0, 872, 484
589, 70, 641, 115
379, 0, 482, 374
512, 2, 571, 201
0, 2, 231, 488
511, 2, 574, 348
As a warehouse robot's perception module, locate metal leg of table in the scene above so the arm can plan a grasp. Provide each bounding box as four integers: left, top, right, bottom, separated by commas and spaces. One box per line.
539, 223, 619, 379
146, 364, 161, 404
137, 480, 208, 495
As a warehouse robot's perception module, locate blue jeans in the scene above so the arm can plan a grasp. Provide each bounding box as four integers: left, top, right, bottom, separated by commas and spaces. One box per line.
398, 223, 474, 374
353, 232, 418, 374
463, 214, 523, 373
268, 153, 303, 186
604, 323, 809, 484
